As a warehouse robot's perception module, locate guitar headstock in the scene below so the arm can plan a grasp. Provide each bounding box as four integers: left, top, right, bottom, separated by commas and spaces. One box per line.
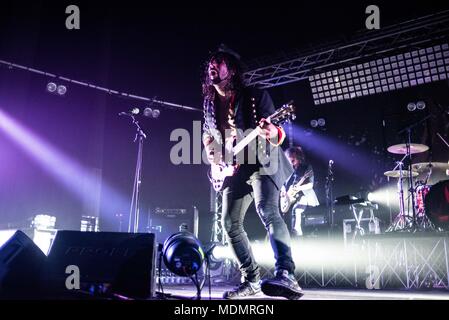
270, 101, 296, 125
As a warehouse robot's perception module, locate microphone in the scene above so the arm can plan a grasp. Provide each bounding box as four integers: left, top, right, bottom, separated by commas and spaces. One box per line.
119, 107, 140, 116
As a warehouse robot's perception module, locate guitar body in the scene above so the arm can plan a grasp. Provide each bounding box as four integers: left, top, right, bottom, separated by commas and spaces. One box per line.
280, 187, 301, 214
280, 186, 292, 214
206, 102, 295, 192
209, 163, 240, 191
280, 170, 313, 214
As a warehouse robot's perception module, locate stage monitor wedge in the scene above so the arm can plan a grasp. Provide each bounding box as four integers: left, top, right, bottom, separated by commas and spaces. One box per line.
45, 231, 157, 299
0, 230, 47, 298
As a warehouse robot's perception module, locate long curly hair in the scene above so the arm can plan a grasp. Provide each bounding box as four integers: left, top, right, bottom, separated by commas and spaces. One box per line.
201, 49, 245, 102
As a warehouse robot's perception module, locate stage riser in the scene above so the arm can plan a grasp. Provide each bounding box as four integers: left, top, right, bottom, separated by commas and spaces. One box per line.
246, 235, 449, 291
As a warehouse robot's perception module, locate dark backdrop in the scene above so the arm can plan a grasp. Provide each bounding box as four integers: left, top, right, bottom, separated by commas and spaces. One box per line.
0, 1, 448, 242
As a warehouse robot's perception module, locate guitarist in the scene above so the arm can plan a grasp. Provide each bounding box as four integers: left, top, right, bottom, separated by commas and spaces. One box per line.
202, 45, 303, 300
283, 146, 319, 237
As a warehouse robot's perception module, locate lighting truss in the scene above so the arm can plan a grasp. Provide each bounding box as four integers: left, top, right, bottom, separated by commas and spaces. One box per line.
0, 59, 201, 112
310, 43, 449, 105
210, 187, 225, 245
244, 10, 449, 89
293, 235, 449, 290
364, 235, 449, 290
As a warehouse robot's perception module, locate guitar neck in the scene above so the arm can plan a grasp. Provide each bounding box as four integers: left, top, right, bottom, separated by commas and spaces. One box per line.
232, 129, 260, 155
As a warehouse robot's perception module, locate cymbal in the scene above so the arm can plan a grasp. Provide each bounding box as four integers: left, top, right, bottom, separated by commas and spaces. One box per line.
384, 170, 419, 178
412, 162, 449, 172
387, 143, 429, 154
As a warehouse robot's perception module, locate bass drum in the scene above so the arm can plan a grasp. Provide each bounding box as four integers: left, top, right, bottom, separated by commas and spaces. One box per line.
424, 180, 449, 230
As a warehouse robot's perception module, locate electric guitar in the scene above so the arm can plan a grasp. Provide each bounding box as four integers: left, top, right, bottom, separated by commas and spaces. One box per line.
208, 102, 295, 191
280, 170, 313, 214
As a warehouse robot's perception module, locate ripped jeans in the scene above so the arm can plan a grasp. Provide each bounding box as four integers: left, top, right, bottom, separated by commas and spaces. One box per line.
222, 169, 295, 282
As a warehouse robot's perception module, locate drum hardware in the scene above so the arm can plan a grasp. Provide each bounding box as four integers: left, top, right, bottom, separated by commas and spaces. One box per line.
385, 158, 415, 232
413, 183, 435, 230
384, 170, 419, 178
385, 114, 435, 232
387, 143, 429, 155
411, 162, 449, 172
436, 132, 449, 149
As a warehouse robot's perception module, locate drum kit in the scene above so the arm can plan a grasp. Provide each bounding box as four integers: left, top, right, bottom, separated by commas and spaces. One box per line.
384, 143, 449, 232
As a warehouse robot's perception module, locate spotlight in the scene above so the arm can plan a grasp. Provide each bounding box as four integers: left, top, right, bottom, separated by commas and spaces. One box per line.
57, 85, 67, 96
310, 119, 318, 128
143, 108, 161, 118
46, 82, 57, 93
143, 107, 153, 117
210, 244, 233, 261
162, 232, 204, 277
416, 101, 426, 110
367, 192, 374, 202
152, 109, 160, 119
317, 118, 326, 127
407, 102, 417, 112
31, 214, 56, 230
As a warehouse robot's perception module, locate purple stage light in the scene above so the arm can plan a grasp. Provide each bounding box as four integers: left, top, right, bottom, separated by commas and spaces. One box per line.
0, 107, 129, 216
46, 82, 57, 93
290, 124, 380, 178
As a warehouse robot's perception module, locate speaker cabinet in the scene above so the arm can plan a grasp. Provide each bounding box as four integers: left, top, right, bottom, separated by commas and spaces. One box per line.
0, 230, 47, 298
45, 231, 157, 299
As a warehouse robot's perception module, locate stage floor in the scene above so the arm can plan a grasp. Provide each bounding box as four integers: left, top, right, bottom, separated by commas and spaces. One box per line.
160, 284, 449, 300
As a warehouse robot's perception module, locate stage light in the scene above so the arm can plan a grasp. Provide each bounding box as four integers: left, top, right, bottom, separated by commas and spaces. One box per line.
143, 107, 160, 118
152, 109, 160, 118
57, 85, 67, 96
364, 185, 400, 210
31, 214, 56, 230
46, 82, 67, 96
0, 230, 17, 247
162, 232, 205, 277
310, 119, 318, 127
407, 102, 417, 111
416, 101, 426, 110
46, 82, 57, 92
210, 244, 233, 261
0, 108, 130, 217
143, 107, 153, 117
80, 215, 99, 232
309, 43, 449, 105
317, 118, 326, 127
30, 214, 57, 255
32, 230, 55, 255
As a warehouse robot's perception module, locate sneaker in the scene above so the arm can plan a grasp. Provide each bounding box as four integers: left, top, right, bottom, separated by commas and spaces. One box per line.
223, 281, 261, 299
261, 269, 303, 300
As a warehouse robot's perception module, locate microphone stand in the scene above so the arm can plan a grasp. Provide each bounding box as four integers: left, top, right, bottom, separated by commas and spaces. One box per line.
123, 114, 147, 233
325, 162, 335, 235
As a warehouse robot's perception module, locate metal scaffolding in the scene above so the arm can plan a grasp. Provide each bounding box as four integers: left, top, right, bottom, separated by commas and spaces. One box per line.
209, 186, 225, 244
244, 10, 449, 88
0, 59, 201, 113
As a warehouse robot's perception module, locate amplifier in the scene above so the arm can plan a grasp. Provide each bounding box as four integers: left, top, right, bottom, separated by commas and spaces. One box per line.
300, 205, 329, 237
148, 206, 199, 244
